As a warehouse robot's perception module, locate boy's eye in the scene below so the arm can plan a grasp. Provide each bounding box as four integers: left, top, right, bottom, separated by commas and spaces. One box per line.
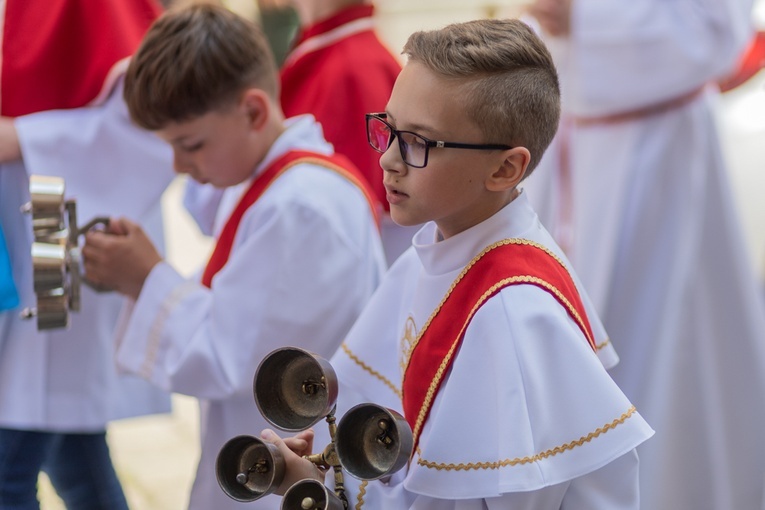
181, 142, 203, 152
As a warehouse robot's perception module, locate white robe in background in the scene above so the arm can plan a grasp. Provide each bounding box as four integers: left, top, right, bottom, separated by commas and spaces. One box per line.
0, 80, 174, 432
114, 115, 387, 510
329, 192, 654, 509
524, 2, 765, 508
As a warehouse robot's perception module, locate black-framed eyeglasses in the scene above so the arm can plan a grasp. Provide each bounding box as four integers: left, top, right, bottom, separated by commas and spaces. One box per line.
365, 112, 512, 168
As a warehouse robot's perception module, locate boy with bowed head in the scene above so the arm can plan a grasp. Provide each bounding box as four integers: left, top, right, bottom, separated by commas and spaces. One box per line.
82, 4, 385, 509
263, 18, 654, 509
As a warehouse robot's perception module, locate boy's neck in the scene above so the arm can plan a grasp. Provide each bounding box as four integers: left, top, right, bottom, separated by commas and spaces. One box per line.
292, 0, 362, 26
261, 115, 288, 152
435, 187, 521, 241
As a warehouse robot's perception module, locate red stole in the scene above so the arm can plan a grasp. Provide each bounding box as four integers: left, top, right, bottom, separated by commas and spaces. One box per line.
201, 150, 380, 288
1, 0, 162, 117
719, 30, 765, 92
401, 239, 597, 452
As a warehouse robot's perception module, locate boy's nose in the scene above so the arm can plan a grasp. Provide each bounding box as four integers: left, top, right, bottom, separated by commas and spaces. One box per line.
172, 151, 192, 175
380, 140, 406, 174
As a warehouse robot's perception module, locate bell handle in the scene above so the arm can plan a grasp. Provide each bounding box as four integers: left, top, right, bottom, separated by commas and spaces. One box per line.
76, 216, 111, 237
72, 214, 113, 293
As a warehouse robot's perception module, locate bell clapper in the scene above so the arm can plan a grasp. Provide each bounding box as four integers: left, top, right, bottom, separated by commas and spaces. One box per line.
235, 458, 269, 485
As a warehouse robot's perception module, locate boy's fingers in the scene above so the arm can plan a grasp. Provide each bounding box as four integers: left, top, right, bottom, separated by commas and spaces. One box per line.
107, 217, 128, 236
260, 429, 295, 461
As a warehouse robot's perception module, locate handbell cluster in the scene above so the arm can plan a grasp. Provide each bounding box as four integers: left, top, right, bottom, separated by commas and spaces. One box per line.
216, 347, 413, 509
19, 175, 109, 330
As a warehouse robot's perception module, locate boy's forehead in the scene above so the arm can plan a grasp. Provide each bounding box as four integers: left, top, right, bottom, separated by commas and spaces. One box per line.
155, 109, 228, 142
387, 62, 471, 133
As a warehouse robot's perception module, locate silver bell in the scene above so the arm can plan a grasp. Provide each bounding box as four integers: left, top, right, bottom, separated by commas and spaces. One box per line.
254, 347, 339, 432
216, 435, 285, 502
335, 403, 413, 480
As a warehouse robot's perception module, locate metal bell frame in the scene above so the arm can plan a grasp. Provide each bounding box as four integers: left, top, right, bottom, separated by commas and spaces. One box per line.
19, 175, 110, 330
216, 346, 414, 509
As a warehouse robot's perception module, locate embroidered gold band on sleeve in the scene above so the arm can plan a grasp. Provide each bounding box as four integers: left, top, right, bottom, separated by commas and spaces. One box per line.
140, 280, 199, 379
416, 406, 637, 471
340, 343, 402, 399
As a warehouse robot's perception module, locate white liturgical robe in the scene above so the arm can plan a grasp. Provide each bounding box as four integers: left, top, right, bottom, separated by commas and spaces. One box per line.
114, 115, 386, 510
0, 80, 173, 431
330, 192, 654, 509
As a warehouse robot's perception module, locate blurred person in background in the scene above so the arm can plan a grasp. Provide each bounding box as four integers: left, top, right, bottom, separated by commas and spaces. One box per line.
257, 0, 300, 66
525, 1, 765, 508
0, 0, 174, 508
281, 0, 411, 265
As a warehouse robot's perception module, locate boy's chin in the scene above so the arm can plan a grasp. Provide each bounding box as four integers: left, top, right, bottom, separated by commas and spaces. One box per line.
390, 215, 421, 228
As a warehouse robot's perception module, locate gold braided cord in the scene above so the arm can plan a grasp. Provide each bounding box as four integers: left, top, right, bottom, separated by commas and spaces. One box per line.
401, 238, 588, 378
283, 157, 370, 194
411, 275, 593, 448
355, 480, 368, 509
340, 343, 402, 399
416, 406, 638, 471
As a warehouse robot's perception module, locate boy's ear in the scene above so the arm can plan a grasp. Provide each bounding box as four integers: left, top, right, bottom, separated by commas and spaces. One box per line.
486, 147, 531, 192
240, 88, 270, 131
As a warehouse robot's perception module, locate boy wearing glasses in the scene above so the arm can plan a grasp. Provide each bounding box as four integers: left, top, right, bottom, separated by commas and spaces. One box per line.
81, 5, 385, 509
263, 18, 654, 509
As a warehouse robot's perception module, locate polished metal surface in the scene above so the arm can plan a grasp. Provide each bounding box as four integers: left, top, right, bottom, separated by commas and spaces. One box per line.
335, 404, 413, 481
282, 479, 344, 510
218, 348, 414, 506
30, 242, 67, 292
20, 175, 111, 330
254, 347, 339, 432
216, 435, 285, 502
27, 175, 66, 234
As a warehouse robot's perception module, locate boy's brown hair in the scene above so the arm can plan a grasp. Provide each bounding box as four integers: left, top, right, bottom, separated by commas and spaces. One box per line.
124, 3, 279, 130
403, 18, 560, 177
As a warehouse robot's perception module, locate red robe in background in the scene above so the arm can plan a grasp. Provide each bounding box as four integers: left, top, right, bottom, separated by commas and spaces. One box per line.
1, 0, 161, 116
280, 4, 401, 211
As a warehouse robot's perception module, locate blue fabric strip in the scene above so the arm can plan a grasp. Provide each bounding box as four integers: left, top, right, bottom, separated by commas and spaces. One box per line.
0, 222, 19, 311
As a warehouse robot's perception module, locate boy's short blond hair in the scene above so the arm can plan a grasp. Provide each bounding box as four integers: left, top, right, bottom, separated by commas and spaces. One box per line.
403, 18, 560, 176
124, 3, 279, 130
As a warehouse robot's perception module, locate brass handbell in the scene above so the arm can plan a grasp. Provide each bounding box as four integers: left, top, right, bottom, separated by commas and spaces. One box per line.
335, 403, 413, 481
216, 435, 285, 502
24, 174, 66, 235
254, 347, 339, 432
282, 479, 344, 510
217, 347, 415, 507
19, 175, 110, 330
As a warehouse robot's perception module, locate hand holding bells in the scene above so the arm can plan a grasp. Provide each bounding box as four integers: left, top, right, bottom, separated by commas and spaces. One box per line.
19, 175, 109, 330
216, 347, 413, 509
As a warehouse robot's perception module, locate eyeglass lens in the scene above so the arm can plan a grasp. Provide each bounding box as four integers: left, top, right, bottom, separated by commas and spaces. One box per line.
367, 116, 428, 168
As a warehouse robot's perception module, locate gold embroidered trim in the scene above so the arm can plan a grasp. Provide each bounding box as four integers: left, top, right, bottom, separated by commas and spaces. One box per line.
355, 480, 368, 509
416, 405, 637, 471
410, 274, 595, 447
280, 157, 369, 195
596, 338, 611, 350
141, 280, 199, 379
401, 238, 586, 376
340, 343, 402, 399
